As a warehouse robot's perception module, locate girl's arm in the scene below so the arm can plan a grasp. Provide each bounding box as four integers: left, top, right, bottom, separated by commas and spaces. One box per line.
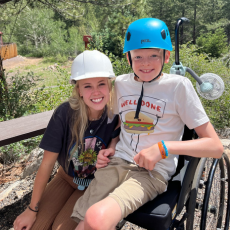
134, 122, 223, 171
14, 150, 58, 230
96, 118, 121, 169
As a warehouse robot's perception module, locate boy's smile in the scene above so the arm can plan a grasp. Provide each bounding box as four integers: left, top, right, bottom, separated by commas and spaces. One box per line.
130, 49, 170, 82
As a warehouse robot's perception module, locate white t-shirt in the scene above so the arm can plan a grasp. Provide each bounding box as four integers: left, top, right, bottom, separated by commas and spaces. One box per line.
113, 73, 209, 181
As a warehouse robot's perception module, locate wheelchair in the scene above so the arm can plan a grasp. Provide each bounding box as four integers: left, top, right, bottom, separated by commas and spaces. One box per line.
117, 126, 230, 230
117, 18, 230, 230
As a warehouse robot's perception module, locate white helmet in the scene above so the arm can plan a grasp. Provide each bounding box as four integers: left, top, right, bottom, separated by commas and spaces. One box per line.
70, 50, 115, 84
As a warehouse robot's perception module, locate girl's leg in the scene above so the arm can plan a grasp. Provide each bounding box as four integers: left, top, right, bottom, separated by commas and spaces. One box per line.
31, 167, 75, 230
52, 188, 85, 230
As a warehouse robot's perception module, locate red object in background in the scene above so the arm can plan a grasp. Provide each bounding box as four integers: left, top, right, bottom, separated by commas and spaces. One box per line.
0, 32, 3, 46
83, 35, 92, 50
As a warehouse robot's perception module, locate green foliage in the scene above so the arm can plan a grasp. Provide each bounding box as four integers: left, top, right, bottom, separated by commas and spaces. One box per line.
0, 136, 43, 164
106, 51, 131, 76
196, 28, 227, 58
6, 7, 85, 58
0, 70, 44, 121
34, 66, 73, 112
89, 7, 137, 57
42, 54, 68, 65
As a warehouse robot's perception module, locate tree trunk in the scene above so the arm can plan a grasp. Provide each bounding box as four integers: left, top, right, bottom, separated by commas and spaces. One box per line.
180, 5, 185, 45
193, 0, 197, 44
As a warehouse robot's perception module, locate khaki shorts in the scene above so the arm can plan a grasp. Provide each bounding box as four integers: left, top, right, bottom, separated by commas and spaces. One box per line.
71, 157, 167, 222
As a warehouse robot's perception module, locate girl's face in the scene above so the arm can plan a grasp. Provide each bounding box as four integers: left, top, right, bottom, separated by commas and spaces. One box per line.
78, 77, 110, 117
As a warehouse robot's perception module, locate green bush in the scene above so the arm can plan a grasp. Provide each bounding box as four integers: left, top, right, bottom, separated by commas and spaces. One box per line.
0, 136, 43, 164
34, 66, 73, 112
0, 70, 44, 121
196, 28, 227, 58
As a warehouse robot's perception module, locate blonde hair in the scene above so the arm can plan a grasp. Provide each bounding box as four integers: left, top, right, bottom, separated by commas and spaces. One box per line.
65, 78, 113, 171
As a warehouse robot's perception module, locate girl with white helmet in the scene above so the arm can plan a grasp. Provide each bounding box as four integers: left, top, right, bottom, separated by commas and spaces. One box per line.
13, 50, 119, 230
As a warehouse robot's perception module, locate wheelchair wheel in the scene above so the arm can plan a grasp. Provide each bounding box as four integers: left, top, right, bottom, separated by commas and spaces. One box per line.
186, 154, 229, 230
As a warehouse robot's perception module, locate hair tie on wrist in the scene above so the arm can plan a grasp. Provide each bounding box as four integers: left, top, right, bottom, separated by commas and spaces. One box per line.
28, 206, 38, 212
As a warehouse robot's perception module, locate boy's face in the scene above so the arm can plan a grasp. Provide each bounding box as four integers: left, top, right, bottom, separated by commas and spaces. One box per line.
129, 49, 170, 82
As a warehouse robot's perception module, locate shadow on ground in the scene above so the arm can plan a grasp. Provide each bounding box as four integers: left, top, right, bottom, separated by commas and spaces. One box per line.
0, 192, 32, 230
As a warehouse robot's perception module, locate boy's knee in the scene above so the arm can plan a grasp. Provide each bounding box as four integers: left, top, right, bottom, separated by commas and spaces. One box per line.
85, 205, 105, 230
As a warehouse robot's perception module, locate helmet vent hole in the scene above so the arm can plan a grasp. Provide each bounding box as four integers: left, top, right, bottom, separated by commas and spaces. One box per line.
161, 29, 166, 40
127, 32, 131, 41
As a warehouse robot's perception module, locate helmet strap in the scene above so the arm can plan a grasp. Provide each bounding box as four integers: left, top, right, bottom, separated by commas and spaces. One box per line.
131, 50, 166, 119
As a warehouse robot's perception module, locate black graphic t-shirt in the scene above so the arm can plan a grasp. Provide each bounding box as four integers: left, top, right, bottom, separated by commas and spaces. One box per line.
39, 102, 119, 180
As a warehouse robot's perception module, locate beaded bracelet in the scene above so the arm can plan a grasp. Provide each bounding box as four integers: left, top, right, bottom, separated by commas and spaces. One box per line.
28, 206, 38, 212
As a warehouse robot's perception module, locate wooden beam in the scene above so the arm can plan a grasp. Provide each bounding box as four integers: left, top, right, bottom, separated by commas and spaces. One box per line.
0, 110, 54, 147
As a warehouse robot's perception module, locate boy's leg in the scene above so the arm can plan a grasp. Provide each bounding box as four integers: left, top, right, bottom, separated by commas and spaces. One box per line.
85, 197, 122, 230
84, 169, 167, 230
52, 188, 85, 230
31, 167, 77, 230
75, 221, 84, 230
71, 157, 130, 223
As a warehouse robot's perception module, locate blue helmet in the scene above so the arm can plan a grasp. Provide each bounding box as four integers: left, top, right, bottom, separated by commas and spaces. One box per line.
123, 18, 173, 53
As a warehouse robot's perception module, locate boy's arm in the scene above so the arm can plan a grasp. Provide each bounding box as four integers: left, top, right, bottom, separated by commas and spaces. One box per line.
96, 117, 121, 169
167, 121, 223, 158
134, 121, 223, 171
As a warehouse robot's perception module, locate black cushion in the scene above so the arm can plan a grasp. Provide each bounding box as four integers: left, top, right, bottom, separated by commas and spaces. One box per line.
125, 180, 181, 230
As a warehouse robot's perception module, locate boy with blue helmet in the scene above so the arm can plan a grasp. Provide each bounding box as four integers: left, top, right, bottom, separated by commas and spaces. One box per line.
72, 18, 223, 230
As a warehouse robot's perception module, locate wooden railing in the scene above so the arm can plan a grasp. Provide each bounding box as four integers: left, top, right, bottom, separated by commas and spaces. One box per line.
0, 110, 54, 147
0, 43, 18, 60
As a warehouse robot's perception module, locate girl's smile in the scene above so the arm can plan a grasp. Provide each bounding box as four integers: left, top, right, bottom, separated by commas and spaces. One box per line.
78, 77, 110, 119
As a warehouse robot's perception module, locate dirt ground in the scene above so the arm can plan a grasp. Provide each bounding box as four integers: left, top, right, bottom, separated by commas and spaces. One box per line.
2, 56, 42, 70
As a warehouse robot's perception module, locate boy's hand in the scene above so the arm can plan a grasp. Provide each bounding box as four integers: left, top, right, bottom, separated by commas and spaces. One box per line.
96, 148, 115, 169
134, 144, 162, 170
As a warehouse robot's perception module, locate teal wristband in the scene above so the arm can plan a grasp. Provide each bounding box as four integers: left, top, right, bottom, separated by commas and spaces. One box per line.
161, 140, 168, 158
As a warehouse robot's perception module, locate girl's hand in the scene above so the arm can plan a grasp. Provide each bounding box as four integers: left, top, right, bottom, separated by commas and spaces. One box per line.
13, 207, 37, 230
133, 144, 162, 170
96, 148, 115, 169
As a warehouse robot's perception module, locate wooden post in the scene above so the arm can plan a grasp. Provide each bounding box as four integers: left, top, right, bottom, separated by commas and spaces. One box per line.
83, 35, 92, 50
0, 54, 8, 104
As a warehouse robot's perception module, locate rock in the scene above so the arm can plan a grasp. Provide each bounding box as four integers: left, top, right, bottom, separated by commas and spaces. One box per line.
20, 156, 42, 179
221, 139, 230, 147
20, 148, 44, 179
220, 127, 230, 139
27, 148, 44, 161
224, 149, 230, 159
0, 181, 20, 202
